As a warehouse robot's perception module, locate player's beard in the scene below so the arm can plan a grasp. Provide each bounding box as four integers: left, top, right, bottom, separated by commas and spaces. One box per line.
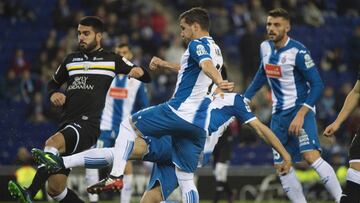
79, 39, 97, 53
269, 31, 285, 43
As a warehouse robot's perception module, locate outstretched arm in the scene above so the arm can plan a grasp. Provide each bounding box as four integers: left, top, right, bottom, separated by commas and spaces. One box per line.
324, 81, 360, 137
149, 56, 181, 72
248, 119, 292, 174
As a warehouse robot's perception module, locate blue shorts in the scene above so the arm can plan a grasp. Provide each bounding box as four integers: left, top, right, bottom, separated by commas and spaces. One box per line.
147, 162, 178, 200
132, 103, 206, 173
142, 135, 173, 165
271, 106, 321, 164
96, 130, 118, 148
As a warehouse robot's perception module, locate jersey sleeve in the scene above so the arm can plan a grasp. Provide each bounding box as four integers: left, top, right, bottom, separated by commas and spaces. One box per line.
114, 55, 135, 75
295, 48, 324, 109
244, 62, 267, 100
188, 40, 212, 65
47, 55, 70, 97
115, 55, 151, 83
234, 95, 256, 124
132, 83, 150, 113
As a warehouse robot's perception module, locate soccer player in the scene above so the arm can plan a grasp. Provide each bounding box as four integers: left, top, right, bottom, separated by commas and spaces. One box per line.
84, 7, 232, 203
85, 43, 149, 203
323, 77, 360, 203
244, 8, 342, 203
32, 92, 292, 202
7, 16, 151, 203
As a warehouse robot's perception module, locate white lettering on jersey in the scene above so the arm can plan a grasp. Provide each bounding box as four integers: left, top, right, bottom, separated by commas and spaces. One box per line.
196, 44, 208, 56
68, 76, 94, 90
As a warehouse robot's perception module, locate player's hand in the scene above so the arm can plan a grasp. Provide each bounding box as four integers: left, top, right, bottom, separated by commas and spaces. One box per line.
128, 67, 144, 79
288, 113, 304, 136
323, 122, 340, 137
149, 56, 164, 71
218, 80, 234, 92
50, 92, 66, 107
278, 158, 292, 176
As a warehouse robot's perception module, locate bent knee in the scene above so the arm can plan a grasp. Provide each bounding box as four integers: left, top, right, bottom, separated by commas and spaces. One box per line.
302, 150, 320, 164
47, 184, 66, 197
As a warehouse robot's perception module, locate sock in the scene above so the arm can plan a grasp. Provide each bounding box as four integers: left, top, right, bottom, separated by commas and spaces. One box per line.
44, 146, 59, 155
311, 157, 342, 202
28, 165, 51, 198
57, 188, 84, 203
85, 168, 99, 202
279, 167, 307, 203
175, 167, 199, 203
110, 119, 136, 177
214, 181, 224, 203
121, 174, 133, 203
63, 148, 114, 169
340, 168, 360, 203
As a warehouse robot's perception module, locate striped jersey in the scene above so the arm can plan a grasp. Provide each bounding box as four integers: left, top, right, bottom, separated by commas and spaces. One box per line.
51, 48, 150, 125
100, 75, 149, 131
199, 93, 256, 166
244, 38, 324, 113
168, 36, 223, 129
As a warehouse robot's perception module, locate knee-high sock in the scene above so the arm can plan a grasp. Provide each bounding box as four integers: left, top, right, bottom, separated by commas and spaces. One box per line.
28, 165, 50, 198
52, 188, 84, 203
340, 168, 360, 203
121, 174, 133, 203
62, 148, 114, 169
279, 167, 307, 203
311, 157, 342, 202
176, 167, 199, 203
110, 119, 137, 177
85, 168, 99, 202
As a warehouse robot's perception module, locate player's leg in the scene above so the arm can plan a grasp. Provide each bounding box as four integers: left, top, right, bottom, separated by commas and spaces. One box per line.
141, 183, 163, 203
213, 162, 233, 203
121, 162, 133, 203
85, 130, 114, 203
271, 114, 307, 203
8, 131, 66, 203
300, 111, 342, 202
47, 173, 84, 203
176, 167, 199, 203
340, 129, 360, 203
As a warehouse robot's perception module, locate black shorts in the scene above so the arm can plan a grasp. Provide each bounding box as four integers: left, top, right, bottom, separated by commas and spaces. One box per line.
349, 128, 360, 162
213, 134, 232, 165
58, 120, 100, 156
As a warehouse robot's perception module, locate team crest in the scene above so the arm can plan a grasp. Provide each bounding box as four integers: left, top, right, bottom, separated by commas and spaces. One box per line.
84, 63, 91, 71
281, 56, 287, 63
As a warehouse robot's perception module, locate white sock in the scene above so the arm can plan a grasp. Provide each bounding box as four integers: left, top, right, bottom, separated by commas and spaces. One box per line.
110, 119, 137, 177
279, 167, 307, 203
311, 157, 342, 202
85, 168, 99, 202
121, 174, 133, 203
44, 146, 59, 155
52, 188, 67, 201
175, 167, 199, 203
347, 168, 360, 184
63, 147, 114, 169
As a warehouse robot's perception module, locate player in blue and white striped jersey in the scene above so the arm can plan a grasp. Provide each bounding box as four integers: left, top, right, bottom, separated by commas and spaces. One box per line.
45, 93, 291, 202
85, 43, 149, 203
82, 8, 233, 203
244, 8, 342, 203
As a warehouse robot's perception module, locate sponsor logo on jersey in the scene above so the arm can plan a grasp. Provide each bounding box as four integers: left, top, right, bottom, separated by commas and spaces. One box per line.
93, 57, 104, 61
265, 64, 282, 78
109, 87, 128, 99
68, 76, 94, 90
304, 53, 315, 68
72, 58, 83, 62
196, 45, 208, 56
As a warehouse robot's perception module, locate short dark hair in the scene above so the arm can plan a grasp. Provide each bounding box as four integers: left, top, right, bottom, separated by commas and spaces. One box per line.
179, 7, 210, 31
268, 8, 290, 21
79, 16, 105, 33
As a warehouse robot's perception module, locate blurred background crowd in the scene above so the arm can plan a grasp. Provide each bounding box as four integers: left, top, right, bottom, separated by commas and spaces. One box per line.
0, 0, 359, 185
